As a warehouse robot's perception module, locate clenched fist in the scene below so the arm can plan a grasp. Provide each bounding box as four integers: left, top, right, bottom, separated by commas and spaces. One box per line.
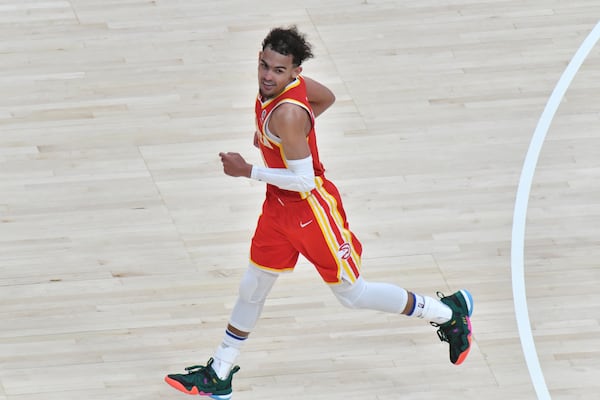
219, 152, 253, 178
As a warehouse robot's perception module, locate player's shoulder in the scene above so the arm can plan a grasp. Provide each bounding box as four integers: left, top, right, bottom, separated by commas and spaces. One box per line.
271, 101, 310, 123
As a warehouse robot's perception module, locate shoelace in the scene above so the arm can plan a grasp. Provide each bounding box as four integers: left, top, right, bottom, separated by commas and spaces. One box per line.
184, 365, 211, 375
435, 328, 448, 343
431, 291, 450, 343
182, 363, 240, 383
429, 320, 448, 342
182, 364, 218, 386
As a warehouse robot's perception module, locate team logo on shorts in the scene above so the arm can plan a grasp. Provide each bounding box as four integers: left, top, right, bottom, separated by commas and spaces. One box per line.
337, 242, 351, 260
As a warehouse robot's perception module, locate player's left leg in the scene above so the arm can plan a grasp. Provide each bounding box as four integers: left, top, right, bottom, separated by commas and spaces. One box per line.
330, 278, 473, 364
431, 290, 474, 365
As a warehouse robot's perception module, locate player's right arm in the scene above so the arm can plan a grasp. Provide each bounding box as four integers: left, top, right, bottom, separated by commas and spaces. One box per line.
220, 104, 315, 192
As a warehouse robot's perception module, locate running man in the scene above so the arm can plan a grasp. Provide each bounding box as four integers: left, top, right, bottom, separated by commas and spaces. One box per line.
165, 26, 473, 400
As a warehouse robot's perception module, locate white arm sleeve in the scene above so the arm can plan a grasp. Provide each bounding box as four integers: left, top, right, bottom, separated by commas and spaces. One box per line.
250, 155, 316, 192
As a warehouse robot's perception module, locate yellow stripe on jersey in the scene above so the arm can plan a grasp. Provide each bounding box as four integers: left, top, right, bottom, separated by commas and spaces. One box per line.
306, 194, 348, 282
307, 177, 359, 283
314, 179, 362, 272
278, 98, 310, 113
318, 178, 361, 274
250, 259, 294, 274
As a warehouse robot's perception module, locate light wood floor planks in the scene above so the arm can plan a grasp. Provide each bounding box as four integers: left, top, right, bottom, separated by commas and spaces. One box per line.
1, 1, 599, 399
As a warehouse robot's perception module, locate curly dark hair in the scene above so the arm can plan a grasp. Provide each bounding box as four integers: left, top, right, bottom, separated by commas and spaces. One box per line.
261, 26, 314, 66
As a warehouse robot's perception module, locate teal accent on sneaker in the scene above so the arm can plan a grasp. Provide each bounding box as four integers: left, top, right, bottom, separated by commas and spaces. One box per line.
165, 358, 240, 400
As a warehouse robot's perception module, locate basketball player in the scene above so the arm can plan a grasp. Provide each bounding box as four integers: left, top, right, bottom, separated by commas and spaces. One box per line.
165, 26, 473, 400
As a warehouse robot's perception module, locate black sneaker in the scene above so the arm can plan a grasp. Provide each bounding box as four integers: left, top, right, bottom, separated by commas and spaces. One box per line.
165, 358, 240, 399
431, 289, 473, 365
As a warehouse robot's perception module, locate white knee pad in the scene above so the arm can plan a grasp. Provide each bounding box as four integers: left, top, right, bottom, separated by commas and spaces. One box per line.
330, 277, 408, 314
331, 277, 368, 309
229, 265, 278, 332
238, 264, 278, 303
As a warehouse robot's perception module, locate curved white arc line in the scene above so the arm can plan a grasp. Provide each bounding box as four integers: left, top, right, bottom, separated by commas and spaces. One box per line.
511, 21, 600, 400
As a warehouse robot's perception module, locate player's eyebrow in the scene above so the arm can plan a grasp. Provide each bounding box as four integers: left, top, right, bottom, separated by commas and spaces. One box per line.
260, 58, 288, 71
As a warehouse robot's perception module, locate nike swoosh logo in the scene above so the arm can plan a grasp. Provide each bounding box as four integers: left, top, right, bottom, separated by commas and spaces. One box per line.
300, 220, 313, 228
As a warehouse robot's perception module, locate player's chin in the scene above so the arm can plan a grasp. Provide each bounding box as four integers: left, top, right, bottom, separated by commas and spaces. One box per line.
259, 89, 271, 98
260, 84, 276, 97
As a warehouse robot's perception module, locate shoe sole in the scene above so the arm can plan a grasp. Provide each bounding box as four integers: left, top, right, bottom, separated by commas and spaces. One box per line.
164, 376, 232, 400
454, 289, 473, 366
453, 314, 472, 365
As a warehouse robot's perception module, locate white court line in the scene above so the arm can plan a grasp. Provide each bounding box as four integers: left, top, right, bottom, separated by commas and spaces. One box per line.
511, 21, 600, 400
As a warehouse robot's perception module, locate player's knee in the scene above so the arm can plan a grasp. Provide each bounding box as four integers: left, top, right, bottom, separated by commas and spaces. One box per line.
238, 272, 258, 303
238, 265, 278, 304
331, 277, 367, 309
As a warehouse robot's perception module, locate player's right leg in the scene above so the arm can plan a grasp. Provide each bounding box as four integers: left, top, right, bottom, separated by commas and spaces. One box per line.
164, 265, 279, 398
165, 357, 240, 400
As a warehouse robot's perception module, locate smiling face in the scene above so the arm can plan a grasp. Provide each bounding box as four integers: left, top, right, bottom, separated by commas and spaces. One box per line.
258, 46, 302, 99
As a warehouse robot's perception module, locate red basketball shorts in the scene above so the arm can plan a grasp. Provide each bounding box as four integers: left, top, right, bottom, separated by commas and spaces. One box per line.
250, 176, 362, 284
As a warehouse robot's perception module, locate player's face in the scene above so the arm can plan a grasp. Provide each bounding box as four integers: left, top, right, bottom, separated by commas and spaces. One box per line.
258, 47, 302, 99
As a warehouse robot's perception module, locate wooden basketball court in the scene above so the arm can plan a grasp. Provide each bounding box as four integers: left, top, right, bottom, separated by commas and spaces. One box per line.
1, 1, 599, 399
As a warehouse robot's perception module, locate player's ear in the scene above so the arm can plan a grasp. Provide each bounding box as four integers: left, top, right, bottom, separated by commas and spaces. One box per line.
292, 66, 303, 79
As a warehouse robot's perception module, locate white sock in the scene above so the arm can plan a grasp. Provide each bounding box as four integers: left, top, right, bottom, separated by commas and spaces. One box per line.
211, 329, 246, 380
409, 293, 452, 324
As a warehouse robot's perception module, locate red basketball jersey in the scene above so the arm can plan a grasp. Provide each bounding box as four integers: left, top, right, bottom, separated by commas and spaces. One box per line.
254, 76, 325, 201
